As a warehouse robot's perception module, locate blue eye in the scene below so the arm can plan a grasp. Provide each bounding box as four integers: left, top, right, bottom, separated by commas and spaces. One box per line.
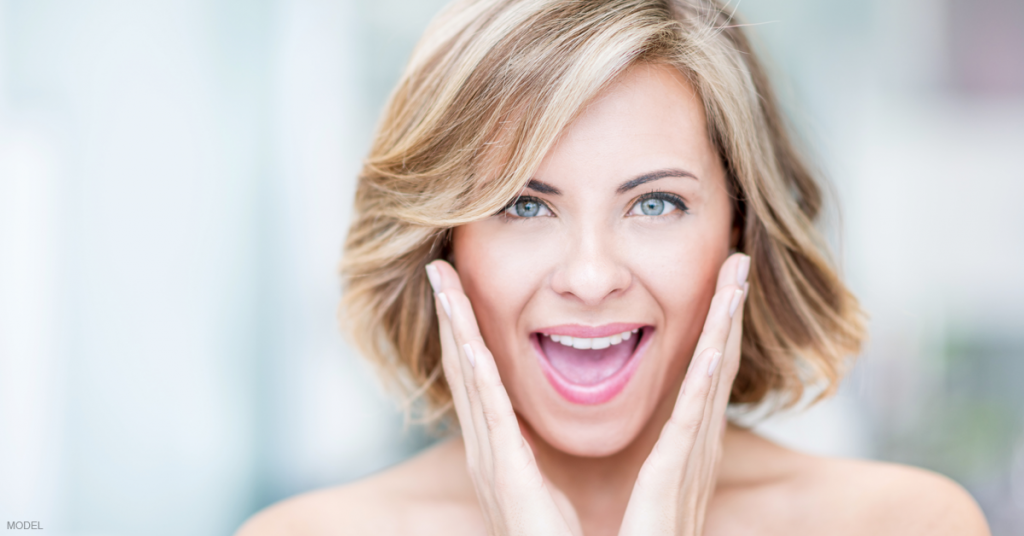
640, 198, 666, 215
504, 196, 552, 218
629, 193, 685, 216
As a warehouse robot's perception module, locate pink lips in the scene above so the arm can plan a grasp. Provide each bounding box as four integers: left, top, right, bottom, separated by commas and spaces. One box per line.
531, 324, 652, 405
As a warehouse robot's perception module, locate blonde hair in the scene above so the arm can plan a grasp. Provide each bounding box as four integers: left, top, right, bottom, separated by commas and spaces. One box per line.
340, 0, 866, 422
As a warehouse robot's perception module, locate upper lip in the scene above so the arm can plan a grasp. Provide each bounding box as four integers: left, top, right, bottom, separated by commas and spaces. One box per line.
534, 323, 648, 338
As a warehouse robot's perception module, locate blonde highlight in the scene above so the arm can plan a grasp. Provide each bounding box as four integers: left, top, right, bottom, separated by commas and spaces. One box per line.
340, 0, 866, 423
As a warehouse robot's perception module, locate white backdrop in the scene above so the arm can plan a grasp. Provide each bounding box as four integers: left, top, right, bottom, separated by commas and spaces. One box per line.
0, 0, 1022, 534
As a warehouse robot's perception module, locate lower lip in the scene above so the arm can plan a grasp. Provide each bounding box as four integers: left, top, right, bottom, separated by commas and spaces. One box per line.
531, 329, 652, 405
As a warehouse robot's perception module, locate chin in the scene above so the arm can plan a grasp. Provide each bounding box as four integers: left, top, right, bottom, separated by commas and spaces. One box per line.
533, 407, 654, 457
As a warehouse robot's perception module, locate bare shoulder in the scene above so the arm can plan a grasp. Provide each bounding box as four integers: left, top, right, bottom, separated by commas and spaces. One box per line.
716, 428, 990, 536
235, 438, 481, 536
803, 455, 991, 536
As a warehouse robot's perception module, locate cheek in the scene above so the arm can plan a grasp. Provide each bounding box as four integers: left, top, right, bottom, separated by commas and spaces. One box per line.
451, 222, 554, 348
626, 213, 732, 375
627, 221, 730, 307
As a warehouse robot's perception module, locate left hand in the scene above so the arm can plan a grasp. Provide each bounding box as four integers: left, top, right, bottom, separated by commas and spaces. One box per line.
617, 252, 749, 536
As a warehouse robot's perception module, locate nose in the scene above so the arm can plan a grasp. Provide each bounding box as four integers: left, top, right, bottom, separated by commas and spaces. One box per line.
549, 225, 632, 306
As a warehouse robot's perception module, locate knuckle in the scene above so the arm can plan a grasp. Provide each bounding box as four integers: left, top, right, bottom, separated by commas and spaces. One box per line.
475, 364, 505, 392
669, 414, 703, 437
482, 407, 505, 432
468, 335, 487, 351
489, 369, 506, 388
451, 320, 469, 342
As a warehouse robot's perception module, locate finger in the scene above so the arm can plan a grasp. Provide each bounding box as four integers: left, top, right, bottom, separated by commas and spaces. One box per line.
443, 287, 548, 495
716, 252, 750, 292
428, 262, 492, 432
429, 262, 576, 536
427, 263, 482, 469
662, 255, 746, 480
429, 259, 467, 294
687, 254, 747, 448
429, 263, 497, 475
433, 260, 539, 499
679, 286, 737, 400
434, 291, 482, 465
703, 257, 749, 449
688, 282, 745, 375
439, 290, 498, 470
433, 261, 525, 480
681, 305, 736, 494
620, 346, 720, 534
685, 259, 749, 519
621, 255, 749, 535
706, 281, 746, 442
693, 285, 741, 448
665, 306, 737, 535
687, 283, 746, 521
645, 346, 720, 475
464, 338, 539, 476
654, 255, 748, 462
457, 312, 578, 535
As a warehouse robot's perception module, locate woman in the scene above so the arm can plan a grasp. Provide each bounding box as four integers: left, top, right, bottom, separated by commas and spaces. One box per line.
239, 0, 990, 534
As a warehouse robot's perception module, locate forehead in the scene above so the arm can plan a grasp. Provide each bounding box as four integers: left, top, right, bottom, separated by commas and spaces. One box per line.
535, 63, 718, 188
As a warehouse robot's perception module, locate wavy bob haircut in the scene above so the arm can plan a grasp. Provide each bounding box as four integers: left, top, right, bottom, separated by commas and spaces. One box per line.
341, 0, 866, 422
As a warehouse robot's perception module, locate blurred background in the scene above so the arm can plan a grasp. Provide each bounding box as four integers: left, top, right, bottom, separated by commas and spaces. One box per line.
0, 0, 1021, 534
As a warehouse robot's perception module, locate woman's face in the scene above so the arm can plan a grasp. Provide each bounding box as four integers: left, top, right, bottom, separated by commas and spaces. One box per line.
451, 64, 734, 457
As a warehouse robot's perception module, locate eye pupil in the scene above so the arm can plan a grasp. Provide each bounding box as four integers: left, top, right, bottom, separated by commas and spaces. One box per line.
641, 198, 664, 215
516, 199, 540, 217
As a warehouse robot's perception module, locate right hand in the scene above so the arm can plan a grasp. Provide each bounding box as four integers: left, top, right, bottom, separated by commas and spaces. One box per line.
426, 260, 582, 536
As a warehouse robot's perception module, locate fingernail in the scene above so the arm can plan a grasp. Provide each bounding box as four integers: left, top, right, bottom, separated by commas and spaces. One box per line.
425, 264, 441, 293
437, 292, 452, 318
708, 351, 722, 376
728, 288, 743, 317
462, 343, 476, 368
736, 255, 750, 286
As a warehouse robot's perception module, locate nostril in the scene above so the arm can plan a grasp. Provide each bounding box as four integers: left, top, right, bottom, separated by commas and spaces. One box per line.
550, 262, 632, 305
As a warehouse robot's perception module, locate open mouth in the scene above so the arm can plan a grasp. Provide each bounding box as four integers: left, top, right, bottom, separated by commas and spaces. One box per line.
531, 326, 652, 405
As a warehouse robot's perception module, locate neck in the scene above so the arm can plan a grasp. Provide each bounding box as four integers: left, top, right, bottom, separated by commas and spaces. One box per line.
524, 387, 680, 535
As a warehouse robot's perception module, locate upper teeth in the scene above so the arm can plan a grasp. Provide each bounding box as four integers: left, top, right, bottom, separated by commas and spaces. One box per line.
545, 329, 639, 350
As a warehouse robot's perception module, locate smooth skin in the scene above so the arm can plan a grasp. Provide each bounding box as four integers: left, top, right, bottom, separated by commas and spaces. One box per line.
427, 252, 747, 536
237, 64, 990, 536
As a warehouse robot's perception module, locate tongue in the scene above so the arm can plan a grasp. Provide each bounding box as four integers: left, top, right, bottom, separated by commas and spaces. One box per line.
539, 334, 638, 386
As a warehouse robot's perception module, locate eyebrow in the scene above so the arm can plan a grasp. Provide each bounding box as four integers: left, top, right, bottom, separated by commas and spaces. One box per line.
616, 168, 697, 193
525, 168, 697, 196
525, 179, 561, 195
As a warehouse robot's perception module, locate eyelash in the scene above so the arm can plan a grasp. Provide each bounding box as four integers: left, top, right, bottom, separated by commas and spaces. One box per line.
633, 191, 689, 215
499, 192, 689, 219
500, 196, 551, 219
